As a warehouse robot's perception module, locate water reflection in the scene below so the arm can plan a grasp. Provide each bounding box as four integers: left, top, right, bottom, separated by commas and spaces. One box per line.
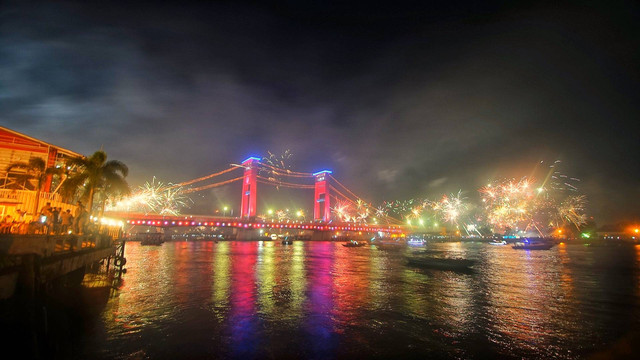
212, 241, 231, 320
305, 241, 337, 359
79, 240, 640, 359
229, 241, 259, 358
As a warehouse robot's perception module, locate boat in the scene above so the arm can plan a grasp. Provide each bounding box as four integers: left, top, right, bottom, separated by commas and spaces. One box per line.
140, 233, 164, 246
342, 240, 366, 247
282, 236, 293, 245
407, 238, 427, 247
375, 242, 405, 251
511, 238, 554, 250
406, 256, 476, 272
489, 240, 507, 246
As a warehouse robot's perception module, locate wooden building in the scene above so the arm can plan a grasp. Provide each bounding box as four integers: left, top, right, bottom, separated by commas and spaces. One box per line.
0, 126, 83, 218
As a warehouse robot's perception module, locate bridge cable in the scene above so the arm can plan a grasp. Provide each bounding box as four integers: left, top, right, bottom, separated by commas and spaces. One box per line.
182, 176, 243, 193
328, 174, 366, 202
173, 166, 240, 187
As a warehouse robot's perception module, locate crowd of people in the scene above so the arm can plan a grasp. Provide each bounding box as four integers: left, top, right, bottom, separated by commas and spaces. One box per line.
0, 201, 90, 235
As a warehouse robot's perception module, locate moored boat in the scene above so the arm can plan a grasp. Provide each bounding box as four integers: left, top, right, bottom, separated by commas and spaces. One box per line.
140, 233, 164, 246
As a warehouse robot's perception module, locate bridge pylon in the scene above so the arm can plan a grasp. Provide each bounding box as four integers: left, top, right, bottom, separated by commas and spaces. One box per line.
240, 157, 259, 218
313, 170, 332, 222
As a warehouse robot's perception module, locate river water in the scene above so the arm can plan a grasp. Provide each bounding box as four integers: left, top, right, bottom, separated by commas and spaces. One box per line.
66, 241, 640, 359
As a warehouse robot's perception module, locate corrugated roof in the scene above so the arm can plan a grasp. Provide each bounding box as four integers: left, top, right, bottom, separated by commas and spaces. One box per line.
0, 125, 83, 158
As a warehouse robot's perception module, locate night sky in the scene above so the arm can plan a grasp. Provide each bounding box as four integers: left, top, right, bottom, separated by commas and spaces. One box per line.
1, 1, 638, 225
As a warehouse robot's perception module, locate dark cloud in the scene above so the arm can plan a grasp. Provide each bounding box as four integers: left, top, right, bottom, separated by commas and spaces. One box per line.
1, 1, 638, 224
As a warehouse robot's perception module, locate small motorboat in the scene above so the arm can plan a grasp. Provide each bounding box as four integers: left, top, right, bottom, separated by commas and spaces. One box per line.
512, 242, 553, 250
406, 256, 476, 272
376, 243, 405, 251
407, 238, 427, 247
282, 236, 293, 245
489, 240, 507, 246
342, 240, 365, 247
512, 238, 554, 250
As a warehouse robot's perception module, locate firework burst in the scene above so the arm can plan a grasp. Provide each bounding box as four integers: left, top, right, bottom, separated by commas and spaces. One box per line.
107, 177, 192, 215
431, 191, 468, 224
479, 177, 539, 232
479, 170, 587, 235
556, 195, 588, 229
332, 201, 353, 222
260, 150, 293, 189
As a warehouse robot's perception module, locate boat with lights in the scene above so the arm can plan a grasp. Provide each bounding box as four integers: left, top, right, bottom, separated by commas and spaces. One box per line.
407, 238, 427, 247
342, 240, 366, 247
511, 238, 553, 250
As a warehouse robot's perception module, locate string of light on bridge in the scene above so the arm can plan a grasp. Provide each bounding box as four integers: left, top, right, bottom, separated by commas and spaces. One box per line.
123, 217, 402, 233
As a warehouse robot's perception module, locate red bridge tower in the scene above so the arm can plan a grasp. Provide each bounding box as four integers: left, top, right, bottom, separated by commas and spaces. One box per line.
240, 157, 259, 218
313, 170, 332, 222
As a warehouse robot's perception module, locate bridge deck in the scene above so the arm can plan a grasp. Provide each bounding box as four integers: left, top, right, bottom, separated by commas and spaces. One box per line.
107, 212, 405, 234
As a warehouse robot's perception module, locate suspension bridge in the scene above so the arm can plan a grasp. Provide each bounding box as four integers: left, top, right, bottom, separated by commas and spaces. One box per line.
107, 156, 406, 240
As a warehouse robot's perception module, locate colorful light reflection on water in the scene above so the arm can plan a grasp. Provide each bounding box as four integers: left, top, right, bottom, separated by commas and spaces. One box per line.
77, 241, 640, 359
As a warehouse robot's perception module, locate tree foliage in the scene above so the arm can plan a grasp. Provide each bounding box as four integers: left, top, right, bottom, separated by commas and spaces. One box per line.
61, 151, 130, 213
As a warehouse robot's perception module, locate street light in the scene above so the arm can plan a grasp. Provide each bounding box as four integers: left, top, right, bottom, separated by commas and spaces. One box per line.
223, 206, 228, 217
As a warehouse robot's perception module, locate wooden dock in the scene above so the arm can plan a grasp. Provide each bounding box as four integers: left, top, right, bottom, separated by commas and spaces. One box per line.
0, 234, 121, 300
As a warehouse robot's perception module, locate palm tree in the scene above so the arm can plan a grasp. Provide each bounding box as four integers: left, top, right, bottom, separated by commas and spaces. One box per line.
62, 151, 130, 214
6, 157, 63, 214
